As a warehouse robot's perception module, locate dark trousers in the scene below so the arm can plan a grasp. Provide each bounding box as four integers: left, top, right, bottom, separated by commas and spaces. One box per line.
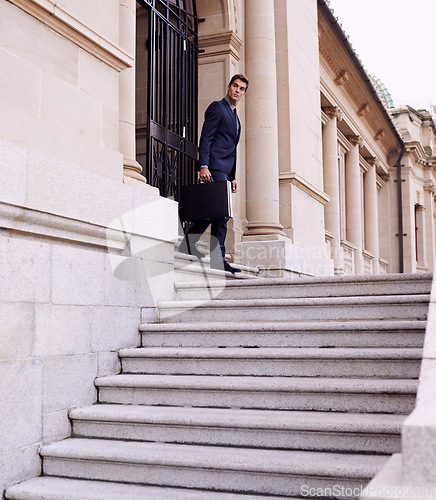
185, 218, 227, 261
183, 169, 230, 262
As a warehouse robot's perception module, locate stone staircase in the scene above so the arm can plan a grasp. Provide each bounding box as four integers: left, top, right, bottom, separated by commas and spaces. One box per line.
173, 248, 260, 283
5, 273, 432, 499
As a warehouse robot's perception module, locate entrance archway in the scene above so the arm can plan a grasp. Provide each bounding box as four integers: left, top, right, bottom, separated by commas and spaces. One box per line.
136, 0, 199, 200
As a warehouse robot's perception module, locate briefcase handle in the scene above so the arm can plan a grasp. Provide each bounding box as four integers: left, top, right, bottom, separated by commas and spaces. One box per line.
198, 176, 214, 184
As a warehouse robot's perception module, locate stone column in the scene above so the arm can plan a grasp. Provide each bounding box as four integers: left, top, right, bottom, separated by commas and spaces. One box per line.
345, 136, 364, 275
119, 0, 147, 184
424, 181, 435, 272
323, 107, 344, 274
364, 159, 380, 274
415, 204, 427, 268
244, 0, 284, 239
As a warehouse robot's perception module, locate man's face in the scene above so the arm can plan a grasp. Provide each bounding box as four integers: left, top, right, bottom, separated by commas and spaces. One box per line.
227, 79, 247, 106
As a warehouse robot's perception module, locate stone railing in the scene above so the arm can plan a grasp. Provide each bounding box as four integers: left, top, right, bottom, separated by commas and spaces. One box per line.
361, 272, 436, 499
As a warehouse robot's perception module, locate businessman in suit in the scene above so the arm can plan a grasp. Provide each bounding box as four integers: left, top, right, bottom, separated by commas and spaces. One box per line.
179, 74, 249, 274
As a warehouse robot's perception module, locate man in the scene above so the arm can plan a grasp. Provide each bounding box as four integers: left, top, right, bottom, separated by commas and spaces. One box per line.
179, 74, 249, 274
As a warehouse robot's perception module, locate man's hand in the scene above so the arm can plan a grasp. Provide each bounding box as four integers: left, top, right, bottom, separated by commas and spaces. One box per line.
232, 180, 238, 193
199, 167, 212, 182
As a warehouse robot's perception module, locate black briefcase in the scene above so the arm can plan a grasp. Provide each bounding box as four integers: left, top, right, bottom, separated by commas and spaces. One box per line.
179, 181, 233, 222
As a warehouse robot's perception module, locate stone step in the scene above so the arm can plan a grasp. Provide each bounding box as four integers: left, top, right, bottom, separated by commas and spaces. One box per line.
39, 438, 389, 497
139, 320, 426, 347
174, 273, 433, 301
157, 294, 430, 323
95, 374, 418, 414
118, 347, 422, 379
174, 252, 259, 282
5, 476, 289, 500
70, 404, 405, 454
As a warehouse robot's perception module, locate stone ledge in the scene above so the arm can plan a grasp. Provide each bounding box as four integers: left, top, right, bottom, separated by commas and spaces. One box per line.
0, 201, 122, 251
0, 201, 177, 257
279, 171, 330, 205
361, 454, 436, 500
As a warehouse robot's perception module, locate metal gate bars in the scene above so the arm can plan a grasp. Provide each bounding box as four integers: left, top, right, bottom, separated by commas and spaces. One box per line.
136, 0, 199, 201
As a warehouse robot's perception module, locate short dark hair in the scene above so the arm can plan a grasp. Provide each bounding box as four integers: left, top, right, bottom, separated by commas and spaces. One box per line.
229, 74, 249, 91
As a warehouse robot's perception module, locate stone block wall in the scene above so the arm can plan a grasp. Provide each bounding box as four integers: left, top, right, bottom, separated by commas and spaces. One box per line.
0, 0, 125, 181
0, 140, 178, 493
284, 0, 323, 189
276, 0, 328, 254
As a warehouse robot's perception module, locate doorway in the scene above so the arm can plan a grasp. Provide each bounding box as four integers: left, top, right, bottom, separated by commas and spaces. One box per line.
136, 0, 199, 201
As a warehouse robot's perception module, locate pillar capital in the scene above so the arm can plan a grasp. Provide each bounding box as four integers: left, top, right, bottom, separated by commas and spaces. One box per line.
323, 106, 343, 121
366, 157, 379, 167
348, 135, 364, 148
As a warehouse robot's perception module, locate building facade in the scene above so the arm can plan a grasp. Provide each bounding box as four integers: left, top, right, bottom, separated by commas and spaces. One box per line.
1, 0, 436, 493
389, 106, 436, 273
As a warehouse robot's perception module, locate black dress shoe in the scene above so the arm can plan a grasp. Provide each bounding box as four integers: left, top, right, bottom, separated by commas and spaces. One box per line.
178, 241, 205, 258
211, 260, 242, 274
224, 262, 242, 274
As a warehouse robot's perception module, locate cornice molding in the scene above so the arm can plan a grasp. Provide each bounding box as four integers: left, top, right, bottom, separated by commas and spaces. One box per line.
321, 110, 329, 125
424, 180, 435, 194
377, 172, 390, 185
357, 104, 370, 117
322, 84, 384, 163
405, 141, 436, 167
8, 0, 133, 71
319, 43, 361, 111
341, 239, 358, 252
199, 31, 243, 61
334, 70, 349, 86
362, 249, 375, 261
374, 129, 386, 141
325, 230, 334, 242
390, 164, 426, 185
279, 172, 330, 205
320, 40, 401, 152
319, 43, 340, 78
337, 130, 353, 150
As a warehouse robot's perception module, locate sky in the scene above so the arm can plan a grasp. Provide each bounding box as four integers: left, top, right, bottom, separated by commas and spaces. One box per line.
327, 0, 436, 111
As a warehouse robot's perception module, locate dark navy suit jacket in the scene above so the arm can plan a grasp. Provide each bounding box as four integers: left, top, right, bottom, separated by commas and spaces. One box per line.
198, 98, 241, 182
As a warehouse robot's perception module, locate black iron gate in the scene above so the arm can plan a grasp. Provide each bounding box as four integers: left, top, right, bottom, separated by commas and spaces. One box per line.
136, 0, 198, 201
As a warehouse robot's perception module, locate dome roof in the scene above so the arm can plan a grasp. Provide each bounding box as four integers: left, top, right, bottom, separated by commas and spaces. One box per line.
370, 75, 395, 109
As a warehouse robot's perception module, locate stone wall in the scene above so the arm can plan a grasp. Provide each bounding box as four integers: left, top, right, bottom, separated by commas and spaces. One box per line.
277, 0, 326, 252
0, 0, 178, 492
0, 0, 127, 181
0, 139, 178, 493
